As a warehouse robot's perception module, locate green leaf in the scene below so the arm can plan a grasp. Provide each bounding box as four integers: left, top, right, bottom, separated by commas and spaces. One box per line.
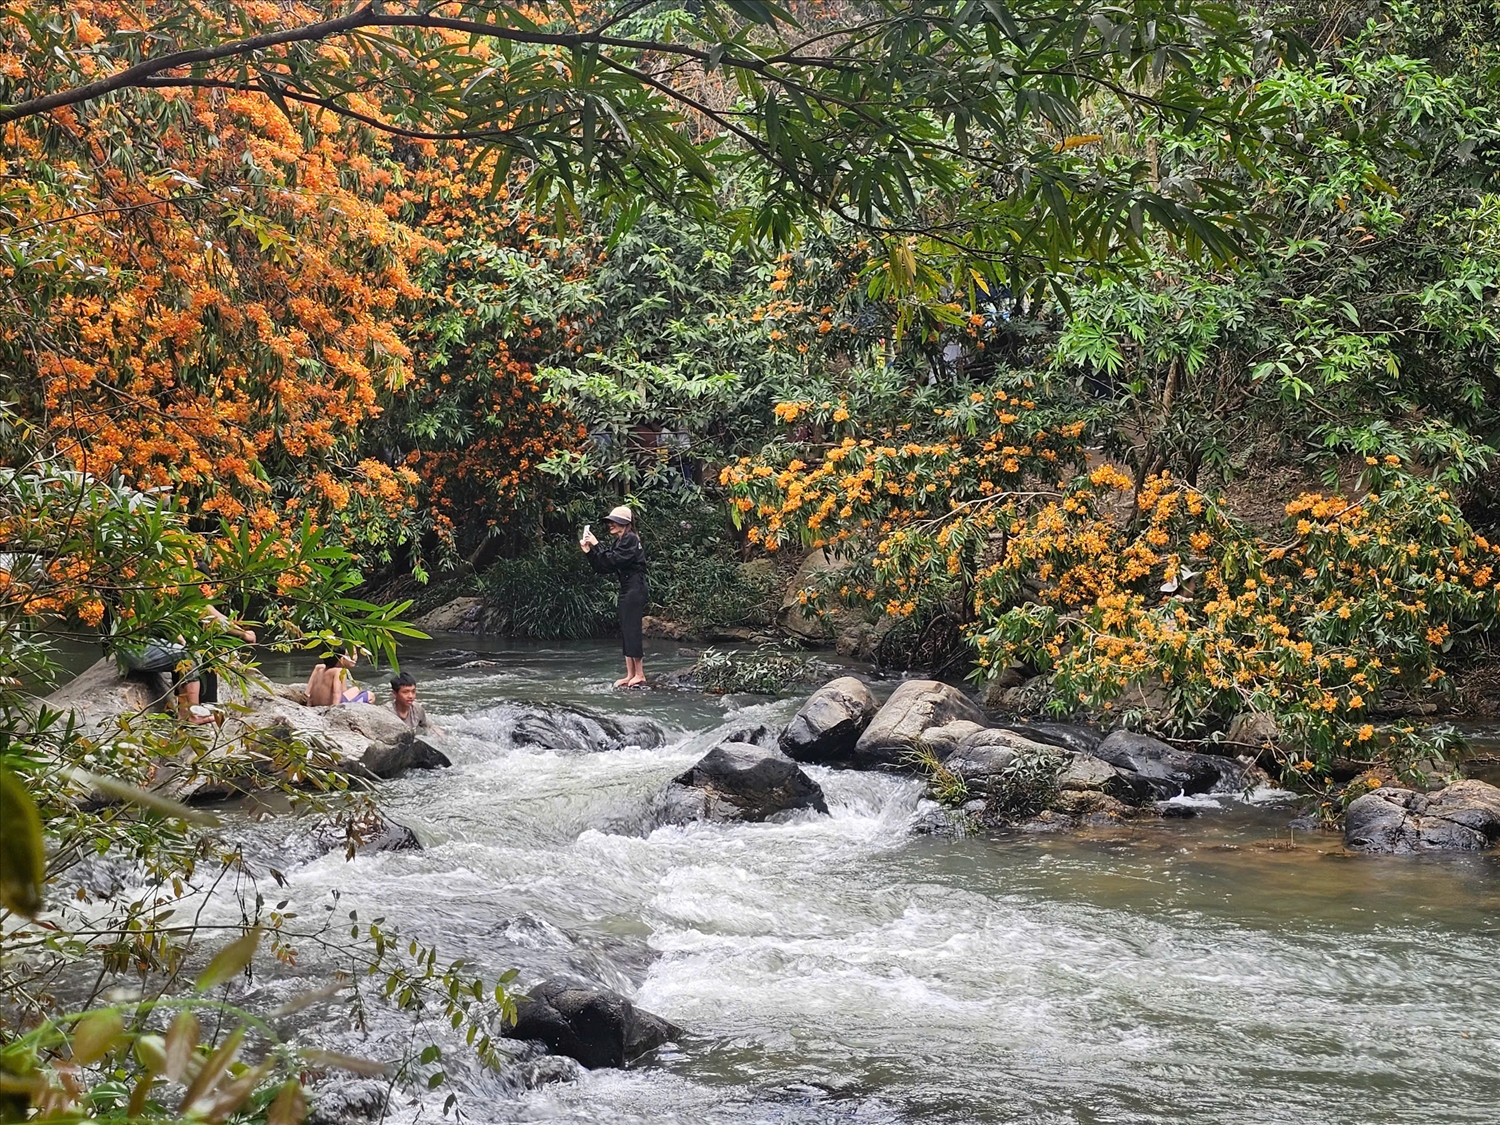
197, 927, 262, 991
0, 767, 45, 918
71, 1010, 125, 1066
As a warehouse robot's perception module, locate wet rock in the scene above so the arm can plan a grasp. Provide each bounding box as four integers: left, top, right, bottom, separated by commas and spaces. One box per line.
720, 721, 780, 749
306, 1078, 390, 1125
852, 679, 987, 770
1344, 779, 1500, 854
360, 732, 452, 779
910, 799, 973, 837
507, 703, 667, 752
1058, 752, 1156, 805
919, 720, 991, 761
507, 1054, 583, 1090
413, 596, 488, 634
1092, 730, 1228, 798
778, 676, 878, 764
1048, 789, 1141, 822
504, 979, 680, 1069
993, 720, 1102, 757
941, 728, 1068, 796
660, 741, 828, 824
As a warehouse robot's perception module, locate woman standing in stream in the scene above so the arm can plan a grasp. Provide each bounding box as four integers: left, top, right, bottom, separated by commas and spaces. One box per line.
581, 505, 649, 687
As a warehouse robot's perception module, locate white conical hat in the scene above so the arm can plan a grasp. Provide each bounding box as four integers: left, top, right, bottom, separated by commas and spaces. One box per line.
605, 505, 634, 525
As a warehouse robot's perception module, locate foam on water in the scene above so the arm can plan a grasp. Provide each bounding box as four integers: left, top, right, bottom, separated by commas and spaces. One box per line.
215, 642, 1500, 1125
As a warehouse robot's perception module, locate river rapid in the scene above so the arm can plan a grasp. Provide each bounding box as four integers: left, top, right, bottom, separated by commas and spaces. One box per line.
243, 639, 1499, 1125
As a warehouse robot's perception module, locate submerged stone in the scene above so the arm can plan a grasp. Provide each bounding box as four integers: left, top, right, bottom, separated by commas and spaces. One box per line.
659, 741, 829, 824
504, 979, 680, 1069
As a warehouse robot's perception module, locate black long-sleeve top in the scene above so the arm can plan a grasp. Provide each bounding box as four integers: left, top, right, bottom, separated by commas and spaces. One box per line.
586, 531, 648, 594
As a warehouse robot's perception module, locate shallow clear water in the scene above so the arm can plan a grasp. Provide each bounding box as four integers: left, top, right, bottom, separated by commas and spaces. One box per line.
246, 639, 1500, 1124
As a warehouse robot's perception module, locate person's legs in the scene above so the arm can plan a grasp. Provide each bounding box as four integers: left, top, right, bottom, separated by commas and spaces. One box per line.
176, 678, 213, 724
618, 587, 647, 686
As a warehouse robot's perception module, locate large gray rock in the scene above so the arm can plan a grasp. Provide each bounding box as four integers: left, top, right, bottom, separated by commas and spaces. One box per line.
43, 661, 448, 800
941, 726, 1078, 795
509, 704, 667, 753
1058, 752, 1156, 805
45, 657, 172, 734
360, 733, 452, 779
779, 549, 861, 643
919, 720, 991, 762
660, 742, 828, 824
1092, 730, 1231, 798
1345, 780, 1500, 854
504, 979, 680, 1070
779, 677, 878, 763
413, 596, 487, 634
852, 679, 987, 769
993, 720, 1102, 757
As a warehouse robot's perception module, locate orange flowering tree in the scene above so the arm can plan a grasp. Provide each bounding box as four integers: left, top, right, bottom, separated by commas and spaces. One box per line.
729, 384, 1498, 777
1, 3, 427, 565
968, 460, 1498, 778
721, 369, 1099, 655
371, 161, 583, 569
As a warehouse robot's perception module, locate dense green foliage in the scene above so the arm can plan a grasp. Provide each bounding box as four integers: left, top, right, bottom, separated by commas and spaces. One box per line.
6, 0, 1500, 1121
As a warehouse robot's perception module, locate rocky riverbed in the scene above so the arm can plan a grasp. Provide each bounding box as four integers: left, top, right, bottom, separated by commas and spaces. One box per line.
42, 639, 1500, 1124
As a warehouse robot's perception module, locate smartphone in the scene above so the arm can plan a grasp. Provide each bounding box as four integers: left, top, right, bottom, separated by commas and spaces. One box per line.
581, 524, 591, 543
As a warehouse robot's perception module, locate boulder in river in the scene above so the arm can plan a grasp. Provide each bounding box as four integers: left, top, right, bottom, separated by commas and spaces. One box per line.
1091, 730, 1234, 798
502, 702, 667, 753
1056, 752, 1157, 805
504, 979, 681, 1069
1344, 779, 1500, 853
44, 659, 453, 801
413, 597, 488, 634
852, 679, 986, 770
992, 719, 1102, 757
360, 732, 452, 779
778, 676, 878, 764
660, 741, 829, 824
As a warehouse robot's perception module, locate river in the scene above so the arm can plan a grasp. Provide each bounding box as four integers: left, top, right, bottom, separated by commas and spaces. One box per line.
243, 638, 1499, 1124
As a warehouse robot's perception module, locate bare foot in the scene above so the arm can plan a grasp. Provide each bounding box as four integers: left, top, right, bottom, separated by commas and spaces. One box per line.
614, 676, 631, 687
625, 677, 647, 688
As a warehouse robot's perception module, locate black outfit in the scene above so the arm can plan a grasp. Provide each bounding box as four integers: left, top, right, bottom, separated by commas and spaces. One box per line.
587, 531, 649, 658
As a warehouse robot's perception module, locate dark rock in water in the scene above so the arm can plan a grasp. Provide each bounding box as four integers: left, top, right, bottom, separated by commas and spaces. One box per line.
1345, 779, 1500, 853
993, 720, 1102, 756
507, 1054, 583, 1090
660, 741, 829, 824
360, 732, 452, 779
779, 676, 878, 764
505, 979, 680, 1069
1092, 730, 1228, 798
720, 720, 780, 750
910, 799, 973, 837
852, 679, 987, 769
506, 703, 667, 752
250, 813, 423, 873
1159, 802, 1198, 819
307, 1078, 390, 1125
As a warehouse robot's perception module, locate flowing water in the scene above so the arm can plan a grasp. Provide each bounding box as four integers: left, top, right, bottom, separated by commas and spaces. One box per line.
238, 640, 1499, 1124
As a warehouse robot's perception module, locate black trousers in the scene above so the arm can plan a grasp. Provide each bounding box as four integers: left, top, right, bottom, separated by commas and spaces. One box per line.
619, 581, 648, 659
